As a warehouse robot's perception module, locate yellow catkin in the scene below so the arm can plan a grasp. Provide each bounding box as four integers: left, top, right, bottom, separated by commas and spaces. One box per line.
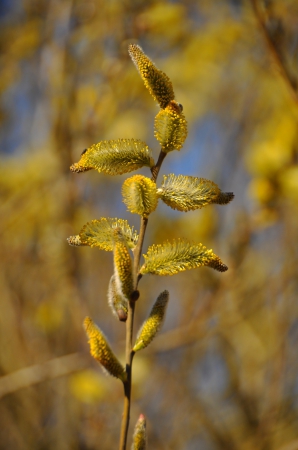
79, 218, 138, 251
84, 317, 127, 382
128, 44, 175, 109
154, 101, 188, 152
141, 240, 228, 275
122, 175, 158, 217
71, 139, 154, 175
158, 175, 224, 211
131, 414, 147, 450
113, 229, 134, 299
79, 219, 114, 251
133, 291, 169, 352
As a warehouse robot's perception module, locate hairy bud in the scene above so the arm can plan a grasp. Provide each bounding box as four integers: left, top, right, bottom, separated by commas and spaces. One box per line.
84, 317, 127, 382
113, 229, 134, 299
122, 175, 158, 217
131, 414, 147, 450
154, 101, 188, 152
128, 44, 175, 109
133, 291, 169, 352
108, 275, 128, 322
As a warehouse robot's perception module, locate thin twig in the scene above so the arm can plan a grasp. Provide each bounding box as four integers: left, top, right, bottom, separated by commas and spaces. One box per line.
119, 308, 135, 450
133, 217, 149, 287
0, 353, 88, 399
151, 150, 167, 182
118, 149, 167, 450
251, 0, 298, 105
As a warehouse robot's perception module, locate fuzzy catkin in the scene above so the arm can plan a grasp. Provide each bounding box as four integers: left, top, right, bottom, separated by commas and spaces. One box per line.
122, 175, 158, 217
84, 317, 127, 382
131, 414, 147, 450
133, 291, 169, 352
113, 229, 134, 300
128, 44, 175, 109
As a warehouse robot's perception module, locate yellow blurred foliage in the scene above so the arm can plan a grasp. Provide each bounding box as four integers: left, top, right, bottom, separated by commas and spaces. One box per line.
4, 20, 41, 59
248, 177, 275, 203
69, 369, 108, 404
279, 165, 298, 199
138, 3, 186, 40
130, 356, 151, 399
246, 114, 296, 176
34, 301, 64, 332
248, 140, 292, 176
251, 207, 278, 228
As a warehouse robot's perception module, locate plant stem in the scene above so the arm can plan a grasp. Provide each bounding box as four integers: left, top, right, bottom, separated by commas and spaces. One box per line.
118, 150, 166, 450
133, 217, 148, 286
151, 150, 167, 181
118, 302, 135, 450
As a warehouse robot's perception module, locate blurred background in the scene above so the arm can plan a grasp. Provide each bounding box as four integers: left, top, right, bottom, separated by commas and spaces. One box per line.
1, 0, 298, 448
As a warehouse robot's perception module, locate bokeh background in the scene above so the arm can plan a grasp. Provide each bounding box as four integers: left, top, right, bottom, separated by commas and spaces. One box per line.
1, 0, 298, 449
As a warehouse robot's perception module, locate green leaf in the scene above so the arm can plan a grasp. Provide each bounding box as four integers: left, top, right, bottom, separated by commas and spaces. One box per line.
158, 174, 234, 211
154, 102, 188, 152
133, 290, 169, 352
70, 139, 155, 175
128, 44, 175, 109
122, 175, 158, 217
79, 218, 138, 251
140, 239, 228, 275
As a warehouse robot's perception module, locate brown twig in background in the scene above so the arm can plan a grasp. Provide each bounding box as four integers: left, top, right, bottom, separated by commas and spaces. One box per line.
0, 353, 88, 399
251, 0, 298, 106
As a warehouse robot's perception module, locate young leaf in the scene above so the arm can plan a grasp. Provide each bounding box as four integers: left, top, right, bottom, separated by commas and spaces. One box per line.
70, 139, 154, 175
108, 275, 128, 322
83, 317, 127, 382
122, 175, 158, 217
78, 218, 138, 251
128, 44, 175, 109
131, 414, 147, 450
133, 290, 169, 353
158, 174, 234, 211
140, 239, 228, 275
154, 101, 188, 152
113, 229, 134, 300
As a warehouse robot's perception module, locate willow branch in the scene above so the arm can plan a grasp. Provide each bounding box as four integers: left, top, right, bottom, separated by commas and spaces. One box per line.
251, 0, 298, 105
133, 217, 148, 288
151, 150, 167, 181
132, 149, 167, 287
119, 148, 167, 450
119, 305, 135, 450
